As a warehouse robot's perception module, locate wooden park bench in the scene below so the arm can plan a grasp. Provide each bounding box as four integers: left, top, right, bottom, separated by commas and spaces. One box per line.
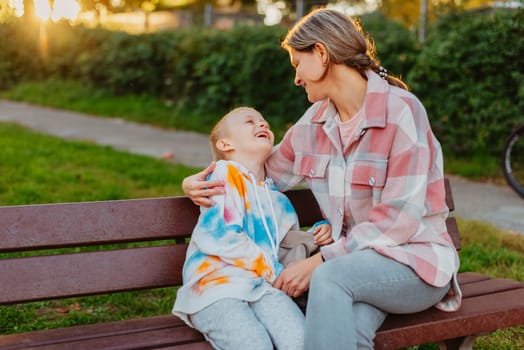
1, 178, 523, 349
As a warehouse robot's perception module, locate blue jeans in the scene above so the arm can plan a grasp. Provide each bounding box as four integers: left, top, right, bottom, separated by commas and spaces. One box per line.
190, 288, 304, 350
305, 249, 450, 350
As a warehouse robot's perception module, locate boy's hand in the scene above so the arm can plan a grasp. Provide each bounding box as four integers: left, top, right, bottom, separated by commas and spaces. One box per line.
312, 224, 333, 246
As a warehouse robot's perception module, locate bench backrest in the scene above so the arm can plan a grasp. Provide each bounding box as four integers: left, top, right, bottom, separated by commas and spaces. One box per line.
0, 179, 458, 305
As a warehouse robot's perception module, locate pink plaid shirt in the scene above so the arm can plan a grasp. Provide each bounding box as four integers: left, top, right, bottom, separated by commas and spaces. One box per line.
266, 71, 461, 311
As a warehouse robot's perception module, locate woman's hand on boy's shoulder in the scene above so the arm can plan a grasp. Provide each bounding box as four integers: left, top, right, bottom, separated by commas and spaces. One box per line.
182, 161, 225, 207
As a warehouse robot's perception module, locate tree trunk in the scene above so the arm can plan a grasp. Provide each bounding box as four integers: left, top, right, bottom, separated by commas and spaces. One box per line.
418, 0, 428, 42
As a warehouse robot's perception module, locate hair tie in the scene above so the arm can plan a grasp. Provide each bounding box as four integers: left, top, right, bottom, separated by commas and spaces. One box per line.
379, 66, 388, 79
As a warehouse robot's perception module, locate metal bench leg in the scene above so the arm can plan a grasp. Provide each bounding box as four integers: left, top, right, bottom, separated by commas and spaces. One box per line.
439, 335, 480, 350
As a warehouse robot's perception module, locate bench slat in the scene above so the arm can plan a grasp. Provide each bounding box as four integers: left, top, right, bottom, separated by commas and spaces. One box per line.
457, 271, 491, 284
0, 190, 322, 253
3, 327, 206, 350
0, 315, 209, 350
460, 276, 524, 298
444, 178, 455, 212
0, 197, 199, 253
0, 245, 187, 305
445, 217, 461, 250
286, 189, 323, 227
0, 181, 454, 253
375, 286, 524, 349
161, 343, 214, 350
0, 316, 180, 349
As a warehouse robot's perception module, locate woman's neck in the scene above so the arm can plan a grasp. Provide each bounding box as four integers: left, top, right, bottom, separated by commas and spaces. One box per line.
328, 66, 368, 122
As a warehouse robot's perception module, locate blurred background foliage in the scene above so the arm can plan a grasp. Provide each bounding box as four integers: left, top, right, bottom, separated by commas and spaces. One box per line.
0, 2, 523, 158
409, 8, 524, 157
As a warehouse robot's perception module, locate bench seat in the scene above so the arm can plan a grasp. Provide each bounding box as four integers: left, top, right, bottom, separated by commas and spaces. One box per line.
375, 272, 524, 349
0, 316, 211, 350
1, 272, 522, 350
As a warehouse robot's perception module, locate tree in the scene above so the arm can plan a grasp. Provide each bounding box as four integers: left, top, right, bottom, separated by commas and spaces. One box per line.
379, 0, 495, 29
79, 0, 157, 12
0, 0, 17, 22
23, 0, 35, 19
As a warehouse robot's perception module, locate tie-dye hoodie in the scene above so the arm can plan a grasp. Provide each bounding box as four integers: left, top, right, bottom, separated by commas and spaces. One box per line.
172, 160, 300, 327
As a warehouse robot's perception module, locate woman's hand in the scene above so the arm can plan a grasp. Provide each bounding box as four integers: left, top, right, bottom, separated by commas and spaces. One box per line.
182, 161, 225, 207
313, 223, 334, 246
273, 253, 323, 297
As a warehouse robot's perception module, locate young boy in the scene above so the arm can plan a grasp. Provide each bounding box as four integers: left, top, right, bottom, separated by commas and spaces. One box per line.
172, 107, 330, 349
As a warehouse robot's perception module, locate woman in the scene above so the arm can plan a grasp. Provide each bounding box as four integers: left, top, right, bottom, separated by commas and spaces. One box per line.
182, 8, 461, 349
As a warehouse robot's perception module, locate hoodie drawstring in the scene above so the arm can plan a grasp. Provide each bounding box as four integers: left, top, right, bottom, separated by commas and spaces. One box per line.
249, 173, 279, 260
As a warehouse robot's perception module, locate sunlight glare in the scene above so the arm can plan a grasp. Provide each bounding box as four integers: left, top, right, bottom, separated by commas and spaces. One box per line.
51, 0, 80, 21
9, 0, 24, 17
327, 0, 379, 16
257, 0, 285, 25
34, 0, 51, 21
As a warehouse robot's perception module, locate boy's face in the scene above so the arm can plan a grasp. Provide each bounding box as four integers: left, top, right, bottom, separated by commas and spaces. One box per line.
220, 109, 274, 158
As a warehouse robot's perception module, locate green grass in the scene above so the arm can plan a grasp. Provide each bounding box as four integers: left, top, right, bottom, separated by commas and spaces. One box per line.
0, 123, 199, 205
0, 79, 218, 135
0, 79, 506, 180
455, 219, 524, 349
0, 288, 176, 334
458, 218, 524, 282
444, 154, 503, 184
1, 81, 523, 348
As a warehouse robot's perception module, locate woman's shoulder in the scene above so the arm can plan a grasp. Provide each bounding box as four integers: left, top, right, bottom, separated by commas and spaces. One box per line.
381, 86, 435, 139
388, 84, 425, 111
367, 70, 423, 112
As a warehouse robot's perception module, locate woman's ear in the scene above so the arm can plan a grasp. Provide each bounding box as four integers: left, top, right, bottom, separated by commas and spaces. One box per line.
314, 42, 329, 66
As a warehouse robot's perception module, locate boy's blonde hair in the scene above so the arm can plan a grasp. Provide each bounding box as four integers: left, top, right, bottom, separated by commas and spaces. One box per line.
209, 107, 258, 160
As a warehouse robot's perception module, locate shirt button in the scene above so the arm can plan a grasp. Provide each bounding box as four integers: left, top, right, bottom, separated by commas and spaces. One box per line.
309, 169, 315, 177
337, 208, 343, 217
368, 177, 375, 186
359, 129, 366, 137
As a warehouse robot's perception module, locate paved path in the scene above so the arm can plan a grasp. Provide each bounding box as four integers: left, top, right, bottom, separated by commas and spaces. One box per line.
0, 99, 213, 168
446, 175, 523, 234
1, 99, 523, 234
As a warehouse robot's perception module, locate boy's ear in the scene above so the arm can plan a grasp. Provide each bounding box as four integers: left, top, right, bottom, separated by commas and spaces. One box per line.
216, 138, 234, 152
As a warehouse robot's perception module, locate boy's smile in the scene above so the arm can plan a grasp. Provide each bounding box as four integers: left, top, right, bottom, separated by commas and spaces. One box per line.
218, 109, 274, 161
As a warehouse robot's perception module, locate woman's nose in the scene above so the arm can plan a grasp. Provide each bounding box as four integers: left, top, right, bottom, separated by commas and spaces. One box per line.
259, 120, 269, 128
294, 73, 302, 87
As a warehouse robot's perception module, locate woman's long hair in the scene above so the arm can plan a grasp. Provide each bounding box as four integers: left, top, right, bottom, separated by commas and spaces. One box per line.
281, 8, 408, 90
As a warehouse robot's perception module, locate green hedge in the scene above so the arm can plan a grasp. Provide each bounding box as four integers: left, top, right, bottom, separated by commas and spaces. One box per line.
0, 20, 43, 87
0, 16, 417, 133
360, 13, 420, 83
1, 10, 521, 156
408, 9, 524, 157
